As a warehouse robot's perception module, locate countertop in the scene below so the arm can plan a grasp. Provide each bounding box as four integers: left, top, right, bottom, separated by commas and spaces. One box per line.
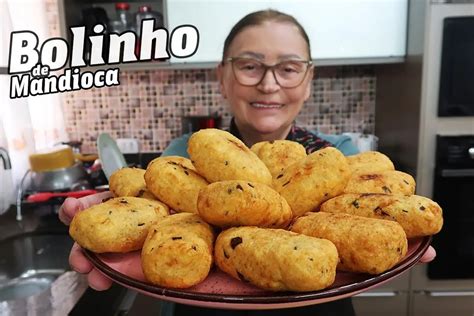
0, 204, 67, 240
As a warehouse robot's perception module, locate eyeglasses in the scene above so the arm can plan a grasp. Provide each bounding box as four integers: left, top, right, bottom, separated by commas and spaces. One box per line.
225, 57, 312, 88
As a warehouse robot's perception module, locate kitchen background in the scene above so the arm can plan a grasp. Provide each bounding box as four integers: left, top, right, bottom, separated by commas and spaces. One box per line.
44, 0, 376, 154
1, 0, 473, 315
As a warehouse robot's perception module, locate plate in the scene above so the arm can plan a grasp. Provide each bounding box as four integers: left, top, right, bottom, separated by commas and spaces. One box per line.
84, 236, 431, 310
96, 133, 127, 180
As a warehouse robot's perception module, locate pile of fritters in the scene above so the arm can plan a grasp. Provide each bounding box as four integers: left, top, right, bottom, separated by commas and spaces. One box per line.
70, 128, 443, 292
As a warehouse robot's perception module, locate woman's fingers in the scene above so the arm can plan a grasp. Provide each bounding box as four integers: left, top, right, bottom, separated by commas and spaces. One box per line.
59, 197, 82, 225
419, 245, 436, 264
88, 268, 113, 291
69, 242, 113, 291
61, 192, 115, 291
78, 191, 113, 209
59, 191, 113, 225
69, 242, 93, 273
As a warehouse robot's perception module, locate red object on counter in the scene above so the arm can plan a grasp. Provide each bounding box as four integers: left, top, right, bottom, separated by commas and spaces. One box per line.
115, 2, 130, 10
26, 189, 98, 203
199, 118, 216, 129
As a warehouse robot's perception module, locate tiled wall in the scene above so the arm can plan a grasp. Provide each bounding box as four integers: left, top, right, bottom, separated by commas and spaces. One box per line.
61, 66, 375, 153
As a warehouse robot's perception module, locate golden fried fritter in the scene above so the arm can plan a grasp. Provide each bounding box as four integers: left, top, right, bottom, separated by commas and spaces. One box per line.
109, 167, 147, 197
197, 180, 292, 228
346, 151, 395, 175
344, 170, 416, 195
144, 156, 209, 213
141, 213, 214, 288
320, 193, 443, 238
215, 226, 338, 292
291, 212, 407, 274
250, 140, 307, 177
188, 129, 272, 185
273, 147, 351, 217
69, 197, 168, 253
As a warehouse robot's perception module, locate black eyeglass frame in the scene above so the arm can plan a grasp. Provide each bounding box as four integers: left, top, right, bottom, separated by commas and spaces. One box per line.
224, 57, 313, 88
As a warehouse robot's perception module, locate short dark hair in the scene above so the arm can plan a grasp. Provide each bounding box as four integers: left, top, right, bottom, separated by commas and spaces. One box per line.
222, 9, 311, 61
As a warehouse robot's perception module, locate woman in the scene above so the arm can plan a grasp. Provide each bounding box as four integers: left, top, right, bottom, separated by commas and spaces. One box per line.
163, 9, 357, 158
60, 9, 436, 316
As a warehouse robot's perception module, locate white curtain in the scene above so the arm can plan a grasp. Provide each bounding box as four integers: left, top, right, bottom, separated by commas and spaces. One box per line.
0, 0, 68, 211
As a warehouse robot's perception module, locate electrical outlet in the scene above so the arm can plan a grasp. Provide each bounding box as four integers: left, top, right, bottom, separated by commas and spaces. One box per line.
116, 138, 140, 153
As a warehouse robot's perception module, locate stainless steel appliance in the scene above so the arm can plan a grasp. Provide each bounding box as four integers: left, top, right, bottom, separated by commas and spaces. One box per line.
410, 3, 474, 311
409, 134, 474, 314
429, 135, 474, 279
374, 1, 474, 315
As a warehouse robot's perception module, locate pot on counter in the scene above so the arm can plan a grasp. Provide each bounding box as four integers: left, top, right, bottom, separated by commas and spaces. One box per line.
27, 145, 91, 192
29, 162, 90, 192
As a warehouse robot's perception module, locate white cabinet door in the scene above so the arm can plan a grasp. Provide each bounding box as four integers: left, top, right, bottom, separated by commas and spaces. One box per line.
166, 0, 408, 64
373, 270, 410, 291
353, 292, 408, 316
410, 291, 474, 316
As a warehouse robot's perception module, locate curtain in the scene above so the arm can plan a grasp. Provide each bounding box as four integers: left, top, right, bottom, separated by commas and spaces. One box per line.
0, 0, 68, 210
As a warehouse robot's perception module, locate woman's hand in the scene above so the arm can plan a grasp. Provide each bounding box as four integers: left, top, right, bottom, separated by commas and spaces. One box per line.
419, 245, 436, 264
59, 191, 114, 290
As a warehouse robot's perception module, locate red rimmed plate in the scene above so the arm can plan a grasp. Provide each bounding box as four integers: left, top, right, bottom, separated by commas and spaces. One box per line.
84, 236, 431, 310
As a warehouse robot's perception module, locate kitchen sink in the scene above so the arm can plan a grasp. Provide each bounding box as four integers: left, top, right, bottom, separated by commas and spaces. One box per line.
0, 231, 87, 314
0, 232, 73, 286
0, 269, 64, 301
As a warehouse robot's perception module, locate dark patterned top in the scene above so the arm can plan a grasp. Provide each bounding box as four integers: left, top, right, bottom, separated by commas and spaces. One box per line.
228, 119, 333, 154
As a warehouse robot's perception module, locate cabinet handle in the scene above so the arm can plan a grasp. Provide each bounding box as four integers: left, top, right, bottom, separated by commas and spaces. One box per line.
469, 147, 474, 160
355, 291, 398, 297
440, 169, 474, 177
426, 291, 474, 297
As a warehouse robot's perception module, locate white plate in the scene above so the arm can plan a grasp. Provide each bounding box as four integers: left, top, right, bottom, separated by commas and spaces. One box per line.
97, 133, 127, 180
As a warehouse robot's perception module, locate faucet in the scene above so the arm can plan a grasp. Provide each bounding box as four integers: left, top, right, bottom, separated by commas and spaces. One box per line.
0, 147, 11, 170
16, 169, 30, 221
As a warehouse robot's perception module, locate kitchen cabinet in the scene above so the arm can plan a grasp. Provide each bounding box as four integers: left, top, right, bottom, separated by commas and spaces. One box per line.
59, 0, 165, 27
167, 0, 407, 66
57, 0, 408, 70
410, 291, 474, 316
59, 0, 166, 35
352, 272, 410, 316
353, 291, 408, 316
57, 0, 167, 70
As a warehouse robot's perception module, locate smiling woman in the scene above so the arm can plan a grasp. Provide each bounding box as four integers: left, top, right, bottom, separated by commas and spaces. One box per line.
60, 8, 359, 316
216, 20, 314, 146
158, 10, 359, 315
162, 10, 358, 158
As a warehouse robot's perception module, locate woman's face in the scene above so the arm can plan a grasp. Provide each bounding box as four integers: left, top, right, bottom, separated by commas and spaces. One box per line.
217, 21, 313, 136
